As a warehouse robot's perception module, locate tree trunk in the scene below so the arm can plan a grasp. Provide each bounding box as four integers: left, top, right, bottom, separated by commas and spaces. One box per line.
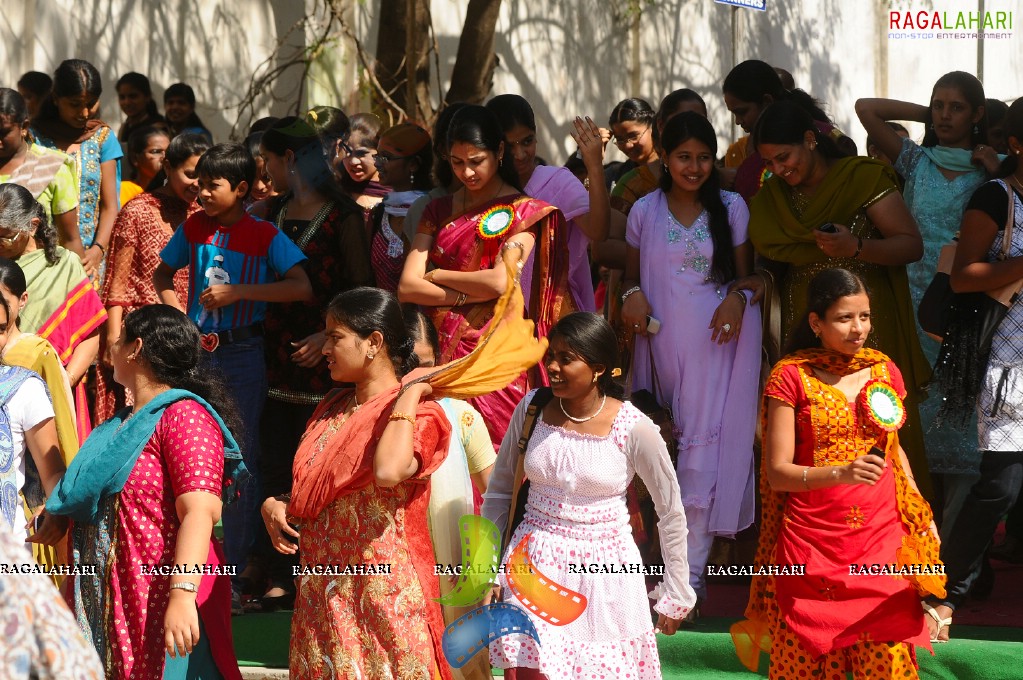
375, 0, 434, 123
405, 0, 434, 123
375, 0, 410, 118
445, 0, 503, 105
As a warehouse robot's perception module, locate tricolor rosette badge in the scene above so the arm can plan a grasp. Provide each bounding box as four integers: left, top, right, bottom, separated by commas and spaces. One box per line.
476, 204, 516, 240
859, 379, 906, 432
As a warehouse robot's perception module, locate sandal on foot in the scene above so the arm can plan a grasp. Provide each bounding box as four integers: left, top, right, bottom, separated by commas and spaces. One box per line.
922, 602, 951, 643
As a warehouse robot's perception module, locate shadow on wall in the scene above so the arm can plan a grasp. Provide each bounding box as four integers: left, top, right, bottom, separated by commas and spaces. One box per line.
481, 0, 848, 160
14, 0, 307, 141
491, 0, 739, 160
733, 0, 853, 147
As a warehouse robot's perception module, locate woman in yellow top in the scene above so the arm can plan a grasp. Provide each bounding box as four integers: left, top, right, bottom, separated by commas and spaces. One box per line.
0, 88, 83, 256
736, 101, 932, 497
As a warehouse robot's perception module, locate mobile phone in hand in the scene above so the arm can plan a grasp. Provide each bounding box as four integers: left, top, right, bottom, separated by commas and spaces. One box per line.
817, 222, 838, 233
868, 446, 886, 461
646, 316, 661, 335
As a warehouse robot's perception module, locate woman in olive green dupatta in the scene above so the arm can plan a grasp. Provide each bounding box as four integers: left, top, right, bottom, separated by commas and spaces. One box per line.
735, 102, 933, 497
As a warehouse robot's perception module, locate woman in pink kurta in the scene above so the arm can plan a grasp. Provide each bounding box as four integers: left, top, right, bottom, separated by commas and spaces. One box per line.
104, 400, 237, 678
47, 305, 244, 680
96, 132, 209, 422
621, 112, 762, 609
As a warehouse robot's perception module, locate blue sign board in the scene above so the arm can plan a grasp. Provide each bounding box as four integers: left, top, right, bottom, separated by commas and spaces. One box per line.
714, 0, 767, 11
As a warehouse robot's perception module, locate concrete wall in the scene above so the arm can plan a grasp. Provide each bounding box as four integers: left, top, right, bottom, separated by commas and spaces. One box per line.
1, 0, 309, 142
3, 0, 1021, 155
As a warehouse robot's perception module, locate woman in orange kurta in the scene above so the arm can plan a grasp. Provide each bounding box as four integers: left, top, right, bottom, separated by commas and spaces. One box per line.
260, 287, 452, 680
731, 268, 944, 679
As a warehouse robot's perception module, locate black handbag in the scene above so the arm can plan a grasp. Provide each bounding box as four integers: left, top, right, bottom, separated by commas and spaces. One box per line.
917, 242, 958, 341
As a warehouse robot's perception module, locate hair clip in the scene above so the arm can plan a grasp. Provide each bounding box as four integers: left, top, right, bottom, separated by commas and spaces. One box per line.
611, 368, 622, 378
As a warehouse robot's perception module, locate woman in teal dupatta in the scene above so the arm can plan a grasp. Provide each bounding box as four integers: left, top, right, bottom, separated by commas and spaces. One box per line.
735, 101, 933, 498
45, 305, 245, 680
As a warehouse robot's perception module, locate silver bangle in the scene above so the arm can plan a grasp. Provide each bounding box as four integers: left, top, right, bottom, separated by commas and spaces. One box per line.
170, 581, 198, 593
802, 467, 810, 489
621, 286, 642, 304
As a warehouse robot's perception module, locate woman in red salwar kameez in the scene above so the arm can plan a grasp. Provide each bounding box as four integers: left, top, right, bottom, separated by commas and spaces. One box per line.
731, 268, 945, 679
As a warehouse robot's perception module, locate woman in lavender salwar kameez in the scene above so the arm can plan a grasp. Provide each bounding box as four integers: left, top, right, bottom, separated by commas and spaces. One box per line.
622, 113, 761, 610
487, 94, 610, 313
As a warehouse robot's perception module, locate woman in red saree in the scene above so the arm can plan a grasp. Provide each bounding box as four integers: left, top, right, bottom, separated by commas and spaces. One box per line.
399, 105, 569, 444
731, 268, 944, 679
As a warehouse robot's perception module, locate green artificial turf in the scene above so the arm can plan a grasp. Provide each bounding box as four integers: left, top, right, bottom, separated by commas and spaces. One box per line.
233, 613, 1023, 679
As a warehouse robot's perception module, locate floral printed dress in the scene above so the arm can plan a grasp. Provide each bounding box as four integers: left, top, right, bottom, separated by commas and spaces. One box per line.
289, 394, 451, 680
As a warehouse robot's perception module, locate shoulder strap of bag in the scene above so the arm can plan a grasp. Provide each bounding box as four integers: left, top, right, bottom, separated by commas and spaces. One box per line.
505, 387, 554, 548
999, 179, 1016, 258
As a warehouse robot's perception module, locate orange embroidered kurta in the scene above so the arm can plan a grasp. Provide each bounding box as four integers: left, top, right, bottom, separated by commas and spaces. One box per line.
732, 349, 944, 673
289, 390, 452, 680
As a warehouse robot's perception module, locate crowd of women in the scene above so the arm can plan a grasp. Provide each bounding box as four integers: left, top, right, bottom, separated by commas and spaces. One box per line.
1, 54, 1021, 680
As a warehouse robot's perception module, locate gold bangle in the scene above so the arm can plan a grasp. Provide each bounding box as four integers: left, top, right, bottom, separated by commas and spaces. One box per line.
388, 412, 416, 426
454, 292, 467, 307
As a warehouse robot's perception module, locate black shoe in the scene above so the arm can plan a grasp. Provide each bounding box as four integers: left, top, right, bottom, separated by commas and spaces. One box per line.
260, 587, 296, 612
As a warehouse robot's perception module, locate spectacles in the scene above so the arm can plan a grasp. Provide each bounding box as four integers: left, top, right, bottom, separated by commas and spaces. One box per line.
613, 126, 651, 147
374, 153, 413, 165
324, 137, 353, 162
0, 231, 25, 247
348, 148, 377, 160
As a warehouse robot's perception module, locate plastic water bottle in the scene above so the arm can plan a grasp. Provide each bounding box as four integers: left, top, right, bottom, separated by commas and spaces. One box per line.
197, 254, 230, 328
